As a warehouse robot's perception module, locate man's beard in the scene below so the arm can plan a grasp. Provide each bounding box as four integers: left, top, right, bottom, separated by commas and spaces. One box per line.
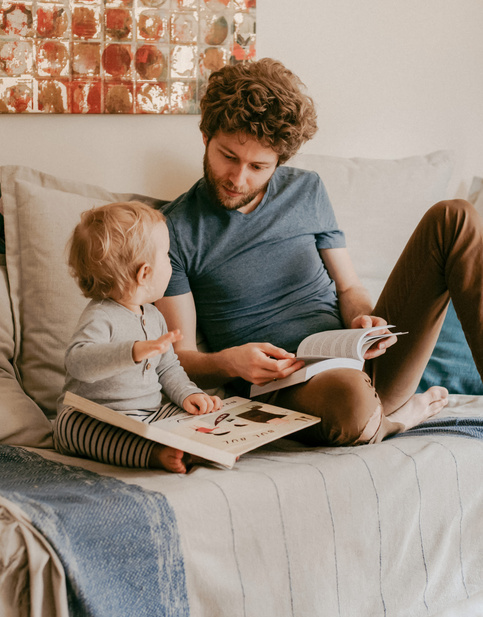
203, 152, 270, 211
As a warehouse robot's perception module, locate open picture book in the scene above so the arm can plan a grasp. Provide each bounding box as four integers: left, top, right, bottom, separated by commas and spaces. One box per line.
63, 391, 320, 469
250, 325, 407, 397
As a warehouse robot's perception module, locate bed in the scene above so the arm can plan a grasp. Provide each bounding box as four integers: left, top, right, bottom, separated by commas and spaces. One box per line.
1, 154, 483, 617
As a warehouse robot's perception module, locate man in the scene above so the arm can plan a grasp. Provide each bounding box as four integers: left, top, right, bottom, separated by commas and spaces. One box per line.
156, 58, 483, 446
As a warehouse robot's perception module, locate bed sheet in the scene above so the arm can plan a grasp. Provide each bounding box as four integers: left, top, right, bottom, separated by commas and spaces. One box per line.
1, 394, 483, 617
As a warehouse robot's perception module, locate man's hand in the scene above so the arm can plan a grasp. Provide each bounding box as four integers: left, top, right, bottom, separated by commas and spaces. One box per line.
183, 393, 222, 415
350, 314, 397, 360
225, 342, 305, 385
132, 330, 183, 363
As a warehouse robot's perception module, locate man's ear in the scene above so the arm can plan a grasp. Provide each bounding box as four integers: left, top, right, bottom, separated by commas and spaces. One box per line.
136, 263, 151, 286
202, 133, 209, 147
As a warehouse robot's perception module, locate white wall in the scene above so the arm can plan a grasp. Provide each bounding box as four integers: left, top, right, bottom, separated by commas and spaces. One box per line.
1, 0, 482, 198
258, 0, 483, 197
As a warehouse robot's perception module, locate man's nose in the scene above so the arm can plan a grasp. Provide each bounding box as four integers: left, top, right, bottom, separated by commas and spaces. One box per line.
228, 165, 248, 187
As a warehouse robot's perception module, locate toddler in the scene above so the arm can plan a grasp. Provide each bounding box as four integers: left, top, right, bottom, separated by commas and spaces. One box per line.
55, 201, 221, 473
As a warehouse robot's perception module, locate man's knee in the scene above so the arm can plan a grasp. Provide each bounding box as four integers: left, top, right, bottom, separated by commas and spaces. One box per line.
283, 368, 381, 447
318, 369, 381, 446
426, 198, 477, 225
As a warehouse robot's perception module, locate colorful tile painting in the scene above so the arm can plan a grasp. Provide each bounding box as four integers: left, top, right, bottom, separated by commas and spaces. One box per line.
0, 0, 256, 113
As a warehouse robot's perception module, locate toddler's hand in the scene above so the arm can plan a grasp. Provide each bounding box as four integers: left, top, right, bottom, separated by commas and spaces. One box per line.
183, 393, 222, 415
132, 330, 183, 363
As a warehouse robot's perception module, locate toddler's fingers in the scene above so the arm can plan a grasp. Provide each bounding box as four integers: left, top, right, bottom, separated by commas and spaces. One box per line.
160, 341, 176, 353
158, 330, 182, 345
211, 396, 222, 410
186, 398, 205, 415
197, 397, 210, 414
168, 329, 183, 342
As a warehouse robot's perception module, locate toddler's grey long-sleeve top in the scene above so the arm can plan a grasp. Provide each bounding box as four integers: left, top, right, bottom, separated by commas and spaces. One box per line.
58, 298, 203, 414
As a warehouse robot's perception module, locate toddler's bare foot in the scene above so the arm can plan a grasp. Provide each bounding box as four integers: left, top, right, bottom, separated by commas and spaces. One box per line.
387, 386, 449, 432
149, 444, 189, 473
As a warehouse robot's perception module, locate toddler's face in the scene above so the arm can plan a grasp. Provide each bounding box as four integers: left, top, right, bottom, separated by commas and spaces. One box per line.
147, 221, 172, 302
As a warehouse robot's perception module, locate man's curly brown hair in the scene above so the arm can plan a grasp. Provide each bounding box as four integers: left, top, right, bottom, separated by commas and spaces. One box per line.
199, 58, 318, 164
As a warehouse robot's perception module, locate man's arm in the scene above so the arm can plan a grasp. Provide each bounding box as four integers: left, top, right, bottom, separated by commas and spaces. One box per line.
155, 293, 303, 389
320, 247, 374, 326
320, 247, 396, 359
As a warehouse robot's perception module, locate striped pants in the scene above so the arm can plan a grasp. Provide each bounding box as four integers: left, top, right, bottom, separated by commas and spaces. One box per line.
54, 405, 156, 468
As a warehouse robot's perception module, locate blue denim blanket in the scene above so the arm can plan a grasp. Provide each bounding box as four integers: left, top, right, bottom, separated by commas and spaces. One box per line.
391, 416, 483, 440
0, 445, 189, 617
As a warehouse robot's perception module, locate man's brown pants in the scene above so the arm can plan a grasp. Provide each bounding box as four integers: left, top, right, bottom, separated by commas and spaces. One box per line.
276, 199, 483, 446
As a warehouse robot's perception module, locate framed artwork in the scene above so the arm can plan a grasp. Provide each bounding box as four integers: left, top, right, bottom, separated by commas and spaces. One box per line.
0, 0, 256, 113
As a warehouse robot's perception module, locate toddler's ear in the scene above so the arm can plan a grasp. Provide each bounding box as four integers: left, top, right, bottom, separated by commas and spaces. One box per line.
136, 262, 152, 286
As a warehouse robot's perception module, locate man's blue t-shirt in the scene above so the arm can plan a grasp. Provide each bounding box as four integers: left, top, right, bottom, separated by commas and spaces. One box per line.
163, 166, 346, 354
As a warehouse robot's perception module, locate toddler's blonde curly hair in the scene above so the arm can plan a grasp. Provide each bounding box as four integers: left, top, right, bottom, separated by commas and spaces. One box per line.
68, 201, 165, 301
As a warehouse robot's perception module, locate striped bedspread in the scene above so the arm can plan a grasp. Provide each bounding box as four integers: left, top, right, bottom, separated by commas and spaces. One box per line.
1, 395, 483, 617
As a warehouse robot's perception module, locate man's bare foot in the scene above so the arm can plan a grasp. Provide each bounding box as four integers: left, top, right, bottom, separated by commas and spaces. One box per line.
149, 444, 189, 473
387, 386, 449, 432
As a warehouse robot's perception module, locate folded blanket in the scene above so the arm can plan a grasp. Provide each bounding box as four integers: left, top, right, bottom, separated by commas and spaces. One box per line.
0, 445, 189, 617
391, 416, 483, 440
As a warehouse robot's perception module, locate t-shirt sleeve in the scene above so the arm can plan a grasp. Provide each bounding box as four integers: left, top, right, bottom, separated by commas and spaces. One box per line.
164, 215, 192, 296
313, 176, 346, 250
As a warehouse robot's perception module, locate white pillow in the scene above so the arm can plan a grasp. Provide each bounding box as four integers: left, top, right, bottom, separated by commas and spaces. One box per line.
469, 176, 483, 210
2, 165, 165, 420
290, 150, 455, 302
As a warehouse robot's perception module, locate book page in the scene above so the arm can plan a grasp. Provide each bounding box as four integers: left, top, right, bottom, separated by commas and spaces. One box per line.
147, 398, 320, 457
116, 396, 320, 458
297, 328, 367, 360
296, 326, 404, 361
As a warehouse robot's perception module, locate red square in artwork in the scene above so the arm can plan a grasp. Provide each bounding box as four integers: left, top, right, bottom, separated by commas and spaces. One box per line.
102, 43, 133, 79
36, 6, 69, 38
72, 5, 102, 40
38, 79, 70, 113
137, 10, 168, 42
105, 8, 133, 41
36, 41, 70, 78
70, 80, 102, 113
2, 3, 34, 37
135, 44, 166, 81
136, 82, 168, 113
0, 78, 33, 113
104, 81, 133, 113
73, 42, 102, 77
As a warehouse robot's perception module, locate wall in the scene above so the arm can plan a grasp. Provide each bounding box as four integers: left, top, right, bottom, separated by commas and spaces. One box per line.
258, 0, 483, 198
1, 0, 482, 199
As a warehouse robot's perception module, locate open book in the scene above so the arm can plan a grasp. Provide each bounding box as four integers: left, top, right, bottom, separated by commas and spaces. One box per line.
250, 325, 406, 397
63, 391, 320, 469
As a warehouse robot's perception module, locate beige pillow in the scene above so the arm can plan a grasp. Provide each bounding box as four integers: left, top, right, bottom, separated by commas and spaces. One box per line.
290, 150, 455, 302
2, 165, 165, 420
0, 257, 53, 447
